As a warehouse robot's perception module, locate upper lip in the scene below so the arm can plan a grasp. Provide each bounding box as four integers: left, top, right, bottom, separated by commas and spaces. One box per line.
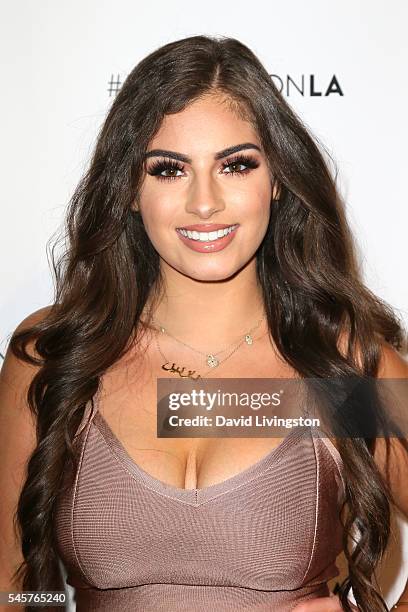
176, 223, 238, 231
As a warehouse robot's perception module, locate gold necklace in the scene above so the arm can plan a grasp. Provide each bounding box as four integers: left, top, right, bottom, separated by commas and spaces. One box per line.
153, 313, 265, 380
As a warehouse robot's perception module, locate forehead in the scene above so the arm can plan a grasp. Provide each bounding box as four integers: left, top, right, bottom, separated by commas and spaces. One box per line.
149, 95, 260, 153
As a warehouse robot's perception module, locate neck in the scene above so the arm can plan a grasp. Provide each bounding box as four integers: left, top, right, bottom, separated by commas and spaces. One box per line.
143, 261, 266, 349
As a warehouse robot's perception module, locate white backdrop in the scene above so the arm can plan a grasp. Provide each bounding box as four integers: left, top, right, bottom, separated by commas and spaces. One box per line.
1, 0, 407, 608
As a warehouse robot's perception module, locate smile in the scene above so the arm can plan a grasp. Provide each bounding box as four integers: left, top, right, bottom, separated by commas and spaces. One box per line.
175, 224, 239, 253
176, 224, 239, 242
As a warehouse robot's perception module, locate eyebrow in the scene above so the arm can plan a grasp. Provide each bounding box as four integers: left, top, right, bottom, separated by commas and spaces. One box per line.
143, 142, 262, 164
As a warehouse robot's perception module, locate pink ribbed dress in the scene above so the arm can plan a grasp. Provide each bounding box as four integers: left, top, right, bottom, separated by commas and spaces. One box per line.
53, 393, 347, 611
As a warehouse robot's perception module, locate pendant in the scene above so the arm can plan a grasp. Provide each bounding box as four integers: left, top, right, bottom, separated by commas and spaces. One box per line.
245, 334, 253, 345
161, 362, 201, 380
206, 354, 219, 368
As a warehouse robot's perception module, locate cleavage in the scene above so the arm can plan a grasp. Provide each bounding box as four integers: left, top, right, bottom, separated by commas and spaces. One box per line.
96, 343, 296, 490
97, 403, 287, 490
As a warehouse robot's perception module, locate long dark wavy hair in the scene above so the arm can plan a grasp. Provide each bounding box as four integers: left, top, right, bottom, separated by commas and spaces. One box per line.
8, 34, 407, 611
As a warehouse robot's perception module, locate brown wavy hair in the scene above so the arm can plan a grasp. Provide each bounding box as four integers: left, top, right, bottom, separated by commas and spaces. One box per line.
8, 34, 408, 611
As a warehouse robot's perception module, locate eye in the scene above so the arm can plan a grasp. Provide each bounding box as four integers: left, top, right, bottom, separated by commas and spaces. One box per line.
221, 154, 260, 177
146, 158, 185, 181
145, 153, 260, 182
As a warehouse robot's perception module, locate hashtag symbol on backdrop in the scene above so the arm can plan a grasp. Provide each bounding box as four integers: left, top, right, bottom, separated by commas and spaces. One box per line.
108, 74, 122, 96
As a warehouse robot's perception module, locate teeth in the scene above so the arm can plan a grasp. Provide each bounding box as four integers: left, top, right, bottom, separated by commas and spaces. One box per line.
177, 225, 238, 242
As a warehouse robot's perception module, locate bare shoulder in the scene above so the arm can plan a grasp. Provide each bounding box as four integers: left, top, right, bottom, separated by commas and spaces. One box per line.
0, 304, 55, 444
371, 341, 408, 519
328, 334, 408, 514
377, 341, 408, 378
0, 305, 53, 389
13, 304, 54, 336
341, 334, 408, 517
0, 305, 53, 588
0, 304, 55, 429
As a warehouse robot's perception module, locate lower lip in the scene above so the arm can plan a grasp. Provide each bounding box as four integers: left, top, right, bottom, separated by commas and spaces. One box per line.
175, 227, 239, 253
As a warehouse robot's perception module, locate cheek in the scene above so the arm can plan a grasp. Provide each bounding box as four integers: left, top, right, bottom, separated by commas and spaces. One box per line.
239, 173, 272, 205
138, 202, 176, 254
241, 185, 272, 222
257, 177, 273, 206
238, 190, 271, 245
138, 189, 172, 229
140, 212, 165, 245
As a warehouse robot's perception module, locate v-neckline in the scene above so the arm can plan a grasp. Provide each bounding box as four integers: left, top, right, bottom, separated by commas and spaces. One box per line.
91, 403, 309, 507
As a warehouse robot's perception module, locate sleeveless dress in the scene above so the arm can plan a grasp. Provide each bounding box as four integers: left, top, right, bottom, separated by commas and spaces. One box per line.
53, 389, 347, 611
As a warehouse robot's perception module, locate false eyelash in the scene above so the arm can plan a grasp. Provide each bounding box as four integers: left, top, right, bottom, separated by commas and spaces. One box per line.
221, 154, 260, 175
146, 154, 260, 182
146, 158, 184, 181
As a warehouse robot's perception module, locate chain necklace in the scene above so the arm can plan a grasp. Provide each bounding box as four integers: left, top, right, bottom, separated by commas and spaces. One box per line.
153, 313, 265, 380
153, 319, 246, 361
152, 312, 265, 367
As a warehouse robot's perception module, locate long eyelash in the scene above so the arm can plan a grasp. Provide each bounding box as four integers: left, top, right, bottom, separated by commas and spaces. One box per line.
146, 158, 184, 182
221, 154, 260, 176
146, 153, 260, 182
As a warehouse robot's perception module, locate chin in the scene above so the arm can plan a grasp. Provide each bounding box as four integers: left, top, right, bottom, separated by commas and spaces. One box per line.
179, 261, 245, 282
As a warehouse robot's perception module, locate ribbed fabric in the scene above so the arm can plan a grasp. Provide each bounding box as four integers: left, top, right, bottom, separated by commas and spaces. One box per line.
53, 394, 346, 612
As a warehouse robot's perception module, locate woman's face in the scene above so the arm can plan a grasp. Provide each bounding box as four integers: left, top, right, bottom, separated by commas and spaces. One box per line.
136, 95, 278, 281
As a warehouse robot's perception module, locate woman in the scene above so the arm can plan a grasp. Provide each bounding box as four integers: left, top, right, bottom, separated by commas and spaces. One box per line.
1, 34, 408, 612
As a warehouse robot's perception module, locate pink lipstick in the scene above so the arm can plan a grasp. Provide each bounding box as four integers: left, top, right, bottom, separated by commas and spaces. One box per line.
175, 223, 239, 253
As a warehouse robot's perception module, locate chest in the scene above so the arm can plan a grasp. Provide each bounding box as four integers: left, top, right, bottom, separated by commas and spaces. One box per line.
56, 420, 344, 594
94, 334, 327, 491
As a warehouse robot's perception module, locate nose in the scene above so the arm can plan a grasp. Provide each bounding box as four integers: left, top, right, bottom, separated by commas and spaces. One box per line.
184, 172, 226, 219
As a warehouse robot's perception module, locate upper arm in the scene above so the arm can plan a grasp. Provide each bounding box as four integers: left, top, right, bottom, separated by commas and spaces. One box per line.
0, 307, 51, 589
372, 343, 408, 519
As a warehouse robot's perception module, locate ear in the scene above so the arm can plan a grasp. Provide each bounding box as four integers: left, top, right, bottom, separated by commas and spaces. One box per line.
270, 173, 281, 201
272, 182, 281, 201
